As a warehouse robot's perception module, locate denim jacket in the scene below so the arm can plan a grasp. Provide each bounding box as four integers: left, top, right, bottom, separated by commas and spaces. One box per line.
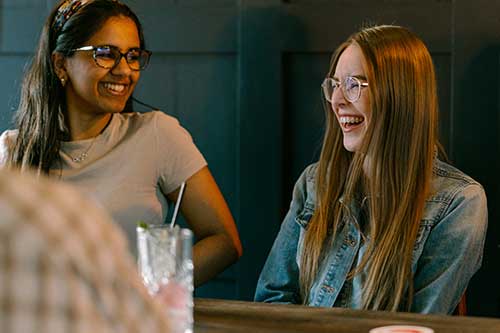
254, 159, 488, 314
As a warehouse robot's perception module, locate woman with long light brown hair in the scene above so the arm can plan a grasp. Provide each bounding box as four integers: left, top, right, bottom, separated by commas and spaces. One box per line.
255, 25, 487, 313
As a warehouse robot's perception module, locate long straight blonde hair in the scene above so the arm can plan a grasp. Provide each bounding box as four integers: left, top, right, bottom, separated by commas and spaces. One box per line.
299, 25, 439, 311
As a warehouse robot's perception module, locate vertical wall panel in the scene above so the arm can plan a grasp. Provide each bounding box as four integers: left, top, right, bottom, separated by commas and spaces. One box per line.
133, 54, 177, 114
176, 55, 237, 211
454, 0, 500, 315
0, 55, 28, 130
0, 2, 47, 52
238, 1, 286, 300
432, 53, 452, 152
128, 1, 237, 53
282, 52, 328, 212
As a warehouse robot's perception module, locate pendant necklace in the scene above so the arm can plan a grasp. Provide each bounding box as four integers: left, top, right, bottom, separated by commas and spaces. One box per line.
65, 115, 112, 163
68, 135, 98, 163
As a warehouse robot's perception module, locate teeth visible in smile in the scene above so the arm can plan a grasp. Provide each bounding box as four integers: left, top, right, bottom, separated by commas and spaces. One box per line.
340, 116, 363, 124
103, 83, 126, 92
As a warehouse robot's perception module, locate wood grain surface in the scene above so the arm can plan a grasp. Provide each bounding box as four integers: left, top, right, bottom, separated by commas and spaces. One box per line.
194, 298, 500, 333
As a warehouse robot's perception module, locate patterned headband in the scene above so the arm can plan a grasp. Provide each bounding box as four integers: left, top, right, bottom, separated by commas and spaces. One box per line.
51, 0, 86, 36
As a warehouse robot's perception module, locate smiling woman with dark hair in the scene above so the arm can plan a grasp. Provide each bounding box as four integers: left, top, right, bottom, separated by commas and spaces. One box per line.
0, 0, 242, 287
255, 25, 487, 314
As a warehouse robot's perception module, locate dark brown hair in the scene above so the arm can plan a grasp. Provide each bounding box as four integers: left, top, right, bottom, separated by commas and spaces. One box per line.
9, 0, 146, 173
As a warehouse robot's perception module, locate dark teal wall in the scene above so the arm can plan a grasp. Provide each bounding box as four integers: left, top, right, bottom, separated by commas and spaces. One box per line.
1, 0, 499, 316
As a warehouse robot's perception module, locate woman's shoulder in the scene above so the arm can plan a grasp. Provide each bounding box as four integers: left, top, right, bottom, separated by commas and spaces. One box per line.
121, 110, 178, 124
432, 159, 483, 192
0, 129, 18, 164
0, 129, 18, 144
293, 162, 319, 207
120, 110, 185, 133
292, 162, 319, 194
300, 162, 319, 182
428, 159, 486, 211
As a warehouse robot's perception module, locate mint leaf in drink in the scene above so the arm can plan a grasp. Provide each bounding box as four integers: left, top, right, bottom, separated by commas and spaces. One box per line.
137, 221, 149, 229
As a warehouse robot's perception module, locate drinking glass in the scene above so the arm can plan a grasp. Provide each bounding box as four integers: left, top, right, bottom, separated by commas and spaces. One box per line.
137, 225, 193, 333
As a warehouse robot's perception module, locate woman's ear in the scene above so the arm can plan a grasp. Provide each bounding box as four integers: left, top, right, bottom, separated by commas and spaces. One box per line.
52, 52, 68, 86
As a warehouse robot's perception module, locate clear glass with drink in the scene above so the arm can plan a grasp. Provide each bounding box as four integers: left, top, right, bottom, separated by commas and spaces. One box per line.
137, 225, 193, 333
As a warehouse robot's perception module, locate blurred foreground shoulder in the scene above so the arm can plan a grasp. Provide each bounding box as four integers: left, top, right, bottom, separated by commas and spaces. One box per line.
0, 168, 171, 333
0, 129, 18, 166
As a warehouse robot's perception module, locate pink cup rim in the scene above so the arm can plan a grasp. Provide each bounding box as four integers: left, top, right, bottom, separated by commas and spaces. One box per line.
369, 325, 434, 333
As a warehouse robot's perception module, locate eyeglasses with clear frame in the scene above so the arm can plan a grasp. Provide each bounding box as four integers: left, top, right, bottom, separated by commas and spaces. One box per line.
321, 76, 369, 103
70, 45, 152, 71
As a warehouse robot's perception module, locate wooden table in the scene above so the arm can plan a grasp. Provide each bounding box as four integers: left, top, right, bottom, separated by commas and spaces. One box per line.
194, 298, 500, 333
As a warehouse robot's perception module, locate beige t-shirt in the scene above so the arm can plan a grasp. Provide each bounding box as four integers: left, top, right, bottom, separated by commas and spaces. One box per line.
0, 111, 207, 255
